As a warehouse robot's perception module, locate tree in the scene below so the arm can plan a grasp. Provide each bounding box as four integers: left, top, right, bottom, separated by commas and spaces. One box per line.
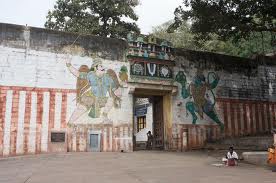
45, 0, 140, 38
152, 21, 198, 50
153, 21, 275, 58
169, 0, 276, 41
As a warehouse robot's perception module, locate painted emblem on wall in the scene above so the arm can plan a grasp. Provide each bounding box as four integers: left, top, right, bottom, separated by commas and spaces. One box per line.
175, 70, 224, 131
132, 63, 144, 75
147, 63, 157, 76
65, 58, 122, 124
160, 65, 171, 78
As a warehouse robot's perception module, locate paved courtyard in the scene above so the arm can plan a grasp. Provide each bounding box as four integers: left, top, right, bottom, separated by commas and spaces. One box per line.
0, 151, 275, 183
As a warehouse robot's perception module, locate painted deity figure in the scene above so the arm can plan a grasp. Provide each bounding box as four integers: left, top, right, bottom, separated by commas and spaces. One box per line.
175, 70, 224, 131
66, 58, 122, 124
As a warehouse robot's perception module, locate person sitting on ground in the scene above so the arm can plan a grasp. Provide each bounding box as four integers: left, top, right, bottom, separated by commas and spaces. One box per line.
146, 131, 153, 150
222, 146, 239, 166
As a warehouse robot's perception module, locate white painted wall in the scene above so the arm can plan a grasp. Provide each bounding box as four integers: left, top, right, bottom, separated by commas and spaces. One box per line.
0, 45, 133, 155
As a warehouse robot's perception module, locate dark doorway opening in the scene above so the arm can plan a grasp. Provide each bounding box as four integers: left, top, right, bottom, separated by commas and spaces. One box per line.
133, 95, 164, 151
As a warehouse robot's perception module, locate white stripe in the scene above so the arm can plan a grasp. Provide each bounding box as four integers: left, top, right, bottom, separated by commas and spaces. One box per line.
3, 90, 13, 156
109, 127, 113, 151
41, 92, 50, 152
16, 91, 26, 154
66, 93, 76, 123
28, 92, 37, 153
54, 93, 62, 130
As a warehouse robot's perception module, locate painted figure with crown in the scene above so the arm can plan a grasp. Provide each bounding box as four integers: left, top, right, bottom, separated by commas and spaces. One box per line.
65, 58, 122, 124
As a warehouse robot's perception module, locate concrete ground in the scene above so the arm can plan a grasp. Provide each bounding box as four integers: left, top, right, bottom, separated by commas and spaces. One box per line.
0, 151, 275, 183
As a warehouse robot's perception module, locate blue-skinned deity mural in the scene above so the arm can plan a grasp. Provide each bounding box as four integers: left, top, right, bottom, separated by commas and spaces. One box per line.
65, 58, 123, 124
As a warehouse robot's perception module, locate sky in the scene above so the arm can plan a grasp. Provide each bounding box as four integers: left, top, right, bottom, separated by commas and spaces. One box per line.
0, 0, 183, 34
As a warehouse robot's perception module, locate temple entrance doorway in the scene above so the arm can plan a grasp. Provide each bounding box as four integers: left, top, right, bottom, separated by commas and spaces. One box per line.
133, 95, 164, 151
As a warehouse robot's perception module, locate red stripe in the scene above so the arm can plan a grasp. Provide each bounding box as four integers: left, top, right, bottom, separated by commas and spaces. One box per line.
243, 103, 248, 135
263, 103, 268, 132
76, 132, 80, 152
61, 93, 67, 129
273, 104, 276, 128
255, 103, 260, 134
112, 127, 117, 152
23, 91, 32, 154
106, 127, 110, 152
247, 103, 252, 135
251, 103, 257, 135
236, 103, 241, 136
110, 127, 113, 151
10, 91, 19, 156
49, 92, 56, 130
261, 103, 266, 133
267, 103, 272, 131
258, 104, 264, 133
195, 127, 199, 147
36, 92, 43, 154
0, 89, 7, 156
249, 103, 254, 134
230, 103, 235, 137
223, 102, 229, 137
101, 132, 104, 152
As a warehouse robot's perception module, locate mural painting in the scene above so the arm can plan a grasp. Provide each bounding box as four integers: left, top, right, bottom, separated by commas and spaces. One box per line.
119, 65, 129, 83
175, 70, 224, 131
65, 58, 124, 124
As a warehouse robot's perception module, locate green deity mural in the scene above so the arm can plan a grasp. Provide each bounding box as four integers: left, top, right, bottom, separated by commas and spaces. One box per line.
175, 70, 224, 131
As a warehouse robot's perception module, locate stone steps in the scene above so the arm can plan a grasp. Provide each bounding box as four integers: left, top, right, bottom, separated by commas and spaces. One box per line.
205, 135, 273, 151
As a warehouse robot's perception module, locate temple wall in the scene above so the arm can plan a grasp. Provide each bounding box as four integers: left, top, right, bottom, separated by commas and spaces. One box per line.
0, 23, 132, 156
171, 50, 276, 149
0, 23, 275, 156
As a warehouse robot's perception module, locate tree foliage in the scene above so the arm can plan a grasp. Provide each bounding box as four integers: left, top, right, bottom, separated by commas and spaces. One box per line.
153, 21, 275, 58
45, 0, 140, 38
169, 0, 276, 41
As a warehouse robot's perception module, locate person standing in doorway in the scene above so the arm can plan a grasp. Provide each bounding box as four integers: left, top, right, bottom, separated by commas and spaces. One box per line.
146, 131, 153, 150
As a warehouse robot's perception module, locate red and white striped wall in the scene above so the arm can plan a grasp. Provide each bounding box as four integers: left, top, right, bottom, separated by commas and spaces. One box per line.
217, 98, 275, 137
0, 86, 133, 156
67, 124, 133, 152
1, 85, 275, 155
0, 86, 76, 157
171, 98, 276, 150
171, 124, 221, 151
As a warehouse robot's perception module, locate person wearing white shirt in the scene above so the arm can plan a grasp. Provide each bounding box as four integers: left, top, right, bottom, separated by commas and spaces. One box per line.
222, 146, 239, 166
